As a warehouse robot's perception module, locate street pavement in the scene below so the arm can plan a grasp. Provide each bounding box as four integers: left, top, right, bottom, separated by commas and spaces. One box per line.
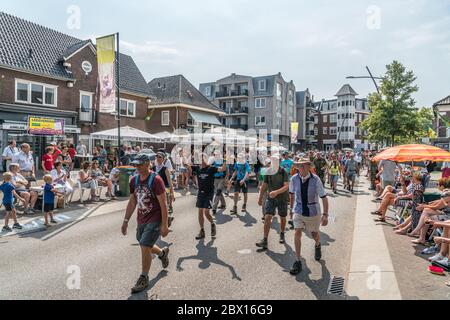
0, 180, 360, 300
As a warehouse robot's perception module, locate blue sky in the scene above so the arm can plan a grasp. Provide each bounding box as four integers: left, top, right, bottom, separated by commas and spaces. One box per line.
2, 0, 450, 106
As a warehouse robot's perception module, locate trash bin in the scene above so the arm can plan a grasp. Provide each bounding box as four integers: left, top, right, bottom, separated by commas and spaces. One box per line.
118, 166, 136, 197
423, 192, 441, 203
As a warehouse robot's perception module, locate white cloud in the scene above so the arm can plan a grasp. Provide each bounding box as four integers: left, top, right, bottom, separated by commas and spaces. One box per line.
120, 40, 180, 59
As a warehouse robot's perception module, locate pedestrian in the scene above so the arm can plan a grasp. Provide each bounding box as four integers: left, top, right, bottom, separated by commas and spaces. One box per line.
345, 154, 359, 194
8, 163, 38, 215
328, 158, 340, 194
153, 151, 175, 227
12, 143, 35, 188
230, 153, 251, 215
121, 153, 170, 294
289, 157, 329, 275
56, 145, 72, 173
212, 150, 227, 215
194, 153, 226, 240
377, 159, 398, 191
313, 152, 327, 185
2, 140, 19, 173
281, 151, 294, 177
43, 174, 60, 227
41, 146, 55, 174
1, 172, 24, 232
256, 153, 290, 249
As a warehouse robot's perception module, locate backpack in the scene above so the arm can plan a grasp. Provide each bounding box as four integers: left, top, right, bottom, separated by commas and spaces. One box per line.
133, 173, 156, 198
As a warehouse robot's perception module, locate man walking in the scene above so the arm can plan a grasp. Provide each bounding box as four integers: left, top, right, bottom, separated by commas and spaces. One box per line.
195, 153, 226, 240
230, 153, 251, 215
345, 154, 359, 194
121, 153, 170, 294
313, 152, 327, 185
212, 150, 227, 215
256, 154, 290, 249
289, 157, 329, 275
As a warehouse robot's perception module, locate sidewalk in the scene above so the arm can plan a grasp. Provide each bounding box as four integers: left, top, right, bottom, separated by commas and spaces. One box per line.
346, 176, 402, 299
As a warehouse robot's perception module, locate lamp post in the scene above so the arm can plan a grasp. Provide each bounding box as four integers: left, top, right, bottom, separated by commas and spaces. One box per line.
346, 66, 383, 94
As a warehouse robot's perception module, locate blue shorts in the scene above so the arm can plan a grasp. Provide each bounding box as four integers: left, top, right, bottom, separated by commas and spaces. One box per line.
3, 203, 14, 212
136, 222, 161, 248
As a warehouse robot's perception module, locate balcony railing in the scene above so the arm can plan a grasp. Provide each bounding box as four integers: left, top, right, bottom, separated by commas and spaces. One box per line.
216, 91, 230, 98
79, 108, 94, 122
230, 124, 248, 130
216, 89, 249, 98
306, 116, 315, 123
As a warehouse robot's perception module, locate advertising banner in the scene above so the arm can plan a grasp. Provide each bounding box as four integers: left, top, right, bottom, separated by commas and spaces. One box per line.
97, 34, 116, 113
291, 122, 299, 144
28, 117, 65, 136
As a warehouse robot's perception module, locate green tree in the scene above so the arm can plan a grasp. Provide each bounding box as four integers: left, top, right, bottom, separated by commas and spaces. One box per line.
361, 60, 419, 146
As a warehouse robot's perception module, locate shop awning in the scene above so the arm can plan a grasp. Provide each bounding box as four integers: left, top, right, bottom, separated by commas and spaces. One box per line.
90, 126, 161, 143
188, 111, 221, 125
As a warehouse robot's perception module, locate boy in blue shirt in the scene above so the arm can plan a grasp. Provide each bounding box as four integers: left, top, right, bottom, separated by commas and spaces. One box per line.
281, 151, 294, 178
1, 172, 24, 232
230, 153, 251, 214
43, 175, 60, 227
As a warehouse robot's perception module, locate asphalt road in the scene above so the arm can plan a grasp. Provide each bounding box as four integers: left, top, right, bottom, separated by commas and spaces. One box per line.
0, 181, 360, 300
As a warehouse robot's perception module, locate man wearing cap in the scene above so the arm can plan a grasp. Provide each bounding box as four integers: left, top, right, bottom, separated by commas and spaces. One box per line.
230, 153, 251, 214
289, 157, 329, 275
194, 153, 226, 240
212, 150, 227, 215
256, 153, 290, 249
121, 153, 170, 294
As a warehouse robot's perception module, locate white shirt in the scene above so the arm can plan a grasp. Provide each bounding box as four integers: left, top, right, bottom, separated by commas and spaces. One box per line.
164, 158, 173, 171
13, 151, 34, 172
11, 172, 28, 191
2, 146, 19, 169
51, 169, 67, 184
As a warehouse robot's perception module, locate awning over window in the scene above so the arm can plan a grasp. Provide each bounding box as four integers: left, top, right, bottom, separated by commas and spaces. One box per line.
188, 111, 221, 125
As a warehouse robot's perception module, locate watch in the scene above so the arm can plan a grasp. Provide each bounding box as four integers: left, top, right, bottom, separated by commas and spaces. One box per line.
123, 218, 129, 223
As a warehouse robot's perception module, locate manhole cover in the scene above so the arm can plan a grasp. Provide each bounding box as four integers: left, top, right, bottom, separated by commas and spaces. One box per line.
327, 276, 346, 297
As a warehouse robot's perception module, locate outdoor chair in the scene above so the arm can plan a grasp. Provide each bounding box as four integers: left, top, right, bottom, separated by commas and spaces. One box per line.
68, 171, 94, 204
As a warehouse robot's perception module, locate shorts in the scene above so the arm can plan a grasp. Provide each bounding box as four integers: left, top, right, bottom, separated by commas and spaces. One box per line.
346, 172, 356, 180
196, 192, 214, 209
179, 167, 188, 173
44, 203, 54, 213
234, 180, 248, 194
136, 222, 161, 248
264, 198, 288, 217
293, 214, 321, 233
3, 203, 14, 212
330, 175, 339, 184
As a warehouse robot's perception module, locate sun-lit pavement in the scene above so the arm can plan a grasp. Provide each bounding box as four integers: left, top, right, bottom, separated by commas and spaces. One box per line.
0, 180, 359, 300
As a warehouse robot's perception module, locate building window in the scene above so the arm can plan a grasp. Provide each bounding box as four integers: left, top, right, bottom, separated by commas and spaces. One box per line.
276, 83, 282, 101
80, 92, 93, 112
120, 99, 136, 117
323, 127, 328, 135
204, 86, 211, 96
15, 79, 57, 107
288, 90, 294, 105
161, 111, 170, 126
258, 80, 266, 91
323, 115, 328, 123
330, 114, 337, 123
255, 116, 266, 126
330, 127, 337, 135
255, 98, 266, 108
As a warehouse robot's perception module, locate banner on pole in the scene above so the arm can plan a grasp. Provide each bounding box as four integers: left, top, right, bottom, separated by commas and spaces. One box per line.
291, 122, 299, 144
97, 35, 116, 113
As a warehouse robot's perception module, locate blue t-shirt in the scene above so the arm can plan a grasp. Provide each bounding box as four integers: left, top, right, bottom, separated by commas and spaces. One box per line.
234, 162, 251, 181
213, 160, 225, 178
0, 182, 15, 205
281, 159, 294, 176
44, 183, 55, 205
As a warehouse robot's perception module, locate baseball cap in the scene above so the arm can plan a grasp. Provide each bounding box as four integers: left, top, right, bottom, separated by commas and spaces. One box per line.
130, 153, 155, 165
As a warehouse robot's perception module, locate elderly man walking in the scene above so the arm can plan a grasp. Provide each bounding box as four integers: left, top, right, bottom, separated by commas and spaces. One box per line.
289, 157, 329, 275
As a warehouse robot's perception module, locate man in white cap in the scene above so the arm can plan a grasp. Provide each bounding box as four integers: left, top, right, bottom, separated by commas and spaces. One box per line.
289, 157, 329, 275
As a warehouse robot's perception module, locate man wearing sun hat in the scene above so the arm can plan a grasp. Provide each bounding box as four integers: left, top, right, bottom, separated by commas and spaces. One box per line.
289, 156, 329, 275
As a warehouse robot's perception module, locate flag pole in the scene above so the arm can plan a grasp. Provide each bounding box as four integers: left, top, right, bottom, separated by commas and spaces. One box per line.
116, 32, 121, 162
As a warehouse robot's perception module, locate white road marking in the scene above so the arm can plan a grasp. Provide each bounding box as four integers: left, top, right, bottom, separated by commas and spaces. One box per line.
237, 249, 252, 255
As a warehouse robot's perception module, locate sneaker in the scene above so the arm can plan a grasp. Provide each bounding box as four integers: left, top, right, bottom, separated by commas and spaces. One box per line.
158, 247, 170, 269
315, 244, 322, 261
195, 229, 206, 240
212, 209, 217, 215
428, 253, 445, 262
422, 246, 439, 255
435, 257, 449, 267
2, 226, 12, 232
12, 223, 23, 230
241, 204, 247, 212
279, 232, 286, 244
50, 219, 58, 224
256, 239, 268, 250
428, 252, 445, 262
230, 206, 238, 215
131, 275, 149, 294
288, 220, 294, 229
290, 261, 303, 275
211, 224, 217, 237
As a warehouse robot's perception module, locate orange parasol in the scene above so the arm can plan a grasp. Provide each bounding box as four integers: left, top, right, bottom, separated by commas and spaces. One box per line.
373, 144, 450, 163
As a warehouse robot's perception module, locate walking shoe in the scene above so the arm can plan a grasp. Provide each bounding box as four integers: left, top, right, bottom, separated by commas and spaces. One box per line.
50, 219, 58, 224
218, 205, 226, 210
290, 261, 302, 275
255, 239, 268, 250
2, 225, 12, 232
211, 223, 217, 237
279, 232, 286, 244
288, 220, 294, 229
422, 246, 439, 255
131, 275, 149, 294
195, 229, 206, 240
315, 244, 322, 261
168, 216, 174, 228
428, 253, 445, 262
230, 206, 238, 215
12, 223, 23, 230
212, 209, 217, 215
241, 204, 247, 212
158, 247, 170, 269
435, 257, 449, 267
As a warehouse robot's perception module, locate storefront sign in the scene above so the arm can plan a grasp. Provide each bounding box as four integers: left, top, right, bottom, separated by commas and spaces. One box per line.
28, 117, 65, 136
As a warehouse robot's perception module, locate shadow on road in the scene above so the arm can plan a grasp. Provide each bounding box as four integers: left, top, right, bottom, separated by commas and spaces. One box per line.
176, 239, 241, 281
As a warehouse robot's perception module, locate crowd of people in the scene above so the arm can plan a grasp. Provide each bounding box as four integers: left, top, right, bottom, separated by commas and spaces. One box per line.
369, 157, 450, 286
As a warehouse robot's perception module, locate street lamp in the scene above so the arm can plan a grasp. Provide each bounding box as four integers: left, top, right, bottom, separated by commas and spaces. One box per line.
346, 66, 383, 94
